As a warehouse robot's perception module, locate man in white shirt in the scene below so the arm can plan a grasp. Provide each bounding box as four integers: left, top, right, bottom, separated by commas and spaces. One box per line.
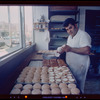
57, 18, 91, 93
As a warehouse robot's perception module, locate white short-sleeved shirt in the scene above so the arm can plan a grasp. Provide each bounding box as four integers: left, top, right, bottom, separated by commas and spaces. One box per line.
66, 29, 91, 93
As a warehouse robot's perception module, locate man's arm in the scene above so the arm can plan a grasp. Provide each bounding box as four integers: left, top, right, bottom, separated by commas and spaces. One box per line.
62, 45, 91, 55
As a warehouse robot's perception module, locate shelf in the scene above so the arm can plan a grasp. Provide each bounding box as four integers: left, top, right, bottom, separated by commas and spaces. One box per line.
49, 21, 64, 24
49, 29, 66, 32
49, 7, 80, 50
51, 37, 67, 40
49, 10, 79, 16
34, 28, 48, 30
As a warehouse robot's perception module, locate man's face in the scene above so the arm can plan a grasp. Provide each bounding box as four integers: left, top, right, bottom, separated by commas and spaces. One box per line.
65, 24, 77, 37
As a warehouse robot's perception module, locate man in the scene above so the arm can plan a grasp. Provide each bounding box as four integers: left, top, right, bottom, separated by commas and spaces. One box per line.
57, 18, 91, 93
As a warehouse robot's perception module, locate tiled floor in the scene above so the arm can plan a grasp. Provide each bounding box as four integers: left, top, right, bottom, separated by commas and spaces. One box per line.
84, 72, 100, 94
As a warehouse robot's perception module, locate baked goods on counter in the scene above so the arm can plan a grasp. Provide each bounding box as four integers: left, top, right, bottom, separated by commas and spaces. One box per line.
37, 50, 57, 54
21, 89, 31, 94
70, 87, 80, 94
51, 87, 61, 94
16, 65, 76, 84
10, 88, 21, 94
33, 83, 41, 89
11, 82, 80, 95
61, 88, 71, 94
23, 84, 33, 90
42, 84, 50, 90
31, 89, 41, 94
10, 53, 81, 94
42, 89, 51, 95
43, 59, 50, 67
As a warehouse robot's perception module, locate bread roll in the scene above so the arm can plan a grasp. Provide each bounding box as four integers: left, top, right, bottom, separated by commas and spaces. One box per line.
68, 83, 76, 89
51, 88, 61, 94
21, 89, 31, 94
70, 88, 80, 94
61, 88, 71, 94
42, 89, 51, 95
14, 84, 23, 89
50, 83, 59, 89
31, 89, 41, 94
42, 84, 50, 90
59, 83, 68, 89
10, 89, 21, 94
23, 84, 33, 90
33, 83, 41, 89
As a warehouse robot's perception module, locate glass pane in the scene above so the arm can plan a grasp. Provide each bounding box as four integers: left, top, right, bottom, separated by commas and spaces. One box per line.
0, 6, 21, 58
9, 6, 21, 48
0, 6, 9, 57
24, 6, 33, 46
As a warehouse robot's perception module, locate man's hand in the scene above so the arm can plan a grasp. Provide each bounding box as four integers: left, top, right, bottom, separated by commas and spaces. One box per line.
57, 45, 71, 54
62, 45, 72, 52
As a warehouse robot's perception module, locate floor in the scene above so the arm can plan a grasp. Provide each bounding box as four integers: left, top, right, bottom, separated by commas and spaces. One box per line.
84, 70, 100, 94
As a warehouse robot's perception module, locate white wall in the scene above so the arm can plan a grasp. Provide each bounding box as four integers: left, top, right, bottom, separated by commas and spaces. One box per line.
78, 6, 100, 31
33, 6, 100, 51
33, 6, 49, 51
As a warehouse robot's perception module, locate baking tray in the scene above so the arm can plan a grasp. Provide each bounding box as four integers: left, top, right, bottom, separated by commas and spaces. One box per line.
43, 52, 60, 60
10, 82, 81, 95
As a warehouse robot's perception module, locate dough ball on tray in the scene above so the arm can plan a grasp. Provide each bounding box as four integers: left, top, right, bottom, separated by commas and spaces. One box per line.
21, 89, 31, 94
42, 84, 50, 90
70, 88, 80, 95
68, 83, 76, 89
13, 84, 23, 89
51, 88, 61, 95
42, 89, 51, 95
23, 84, 33, 90
10, 88, 21, 94
32, 89, 41, 95
33, 83, 41, 89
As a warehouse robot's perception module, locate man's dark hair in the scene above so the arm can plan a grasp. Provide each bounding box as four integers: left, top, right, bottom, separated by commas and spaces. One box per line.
63, 18, 77, 27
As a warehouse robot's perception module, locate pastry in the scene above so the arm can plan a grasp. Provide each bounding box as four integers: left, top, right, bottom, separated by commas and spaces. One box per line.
68, 83, 76, 89
50, 83, 59, 89
33, 83, 41, 89
10, 89, 21, 94
23, 84, 33, 90
14, 84, 23, 89
21, 89, 31, 94
59, 83, 68, 89
31, 89, 41, 94
61, 88, 71, 94
51, 88, 61, 94
42, 84, 50, 90
42, 89, 51, 95
70, 88, 80, 94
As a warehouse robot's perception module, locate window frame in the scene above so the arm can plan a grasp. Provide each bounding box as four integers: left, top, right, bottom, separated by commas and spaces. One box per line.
0, 6, 35, 60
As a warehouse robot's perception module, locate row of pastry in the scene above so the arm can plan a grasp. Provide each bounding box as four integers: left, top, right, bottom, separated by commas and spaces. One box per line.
11, 83, 80, 95
16, 66, 75, 84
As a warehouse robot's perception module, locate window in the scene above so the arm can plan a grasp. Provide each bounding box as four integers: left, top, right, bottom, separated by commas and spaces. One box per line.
24, 6, 33, 46
0, 6, 21, 58
0, 6, 34, 59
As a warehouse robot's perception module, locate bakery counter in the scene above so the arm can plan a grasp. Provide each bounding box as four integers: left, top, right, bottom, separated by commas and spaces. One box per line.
8, 50, 81, 95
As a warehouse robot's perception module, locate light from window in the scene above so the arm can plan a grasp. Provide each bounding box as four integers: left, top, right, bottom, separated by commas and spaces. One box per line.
0, 6, 21, 57
24, 6, 33, 46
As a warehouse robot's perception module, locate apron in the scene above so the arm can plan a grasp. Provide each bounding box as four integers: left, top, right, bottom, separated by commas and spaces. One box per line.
66, 52, 90, 93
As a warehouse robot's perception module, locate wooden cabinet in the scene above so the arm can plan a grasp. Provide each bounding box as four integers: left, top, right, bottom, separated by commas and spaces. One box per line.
48, 6, 80, 50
